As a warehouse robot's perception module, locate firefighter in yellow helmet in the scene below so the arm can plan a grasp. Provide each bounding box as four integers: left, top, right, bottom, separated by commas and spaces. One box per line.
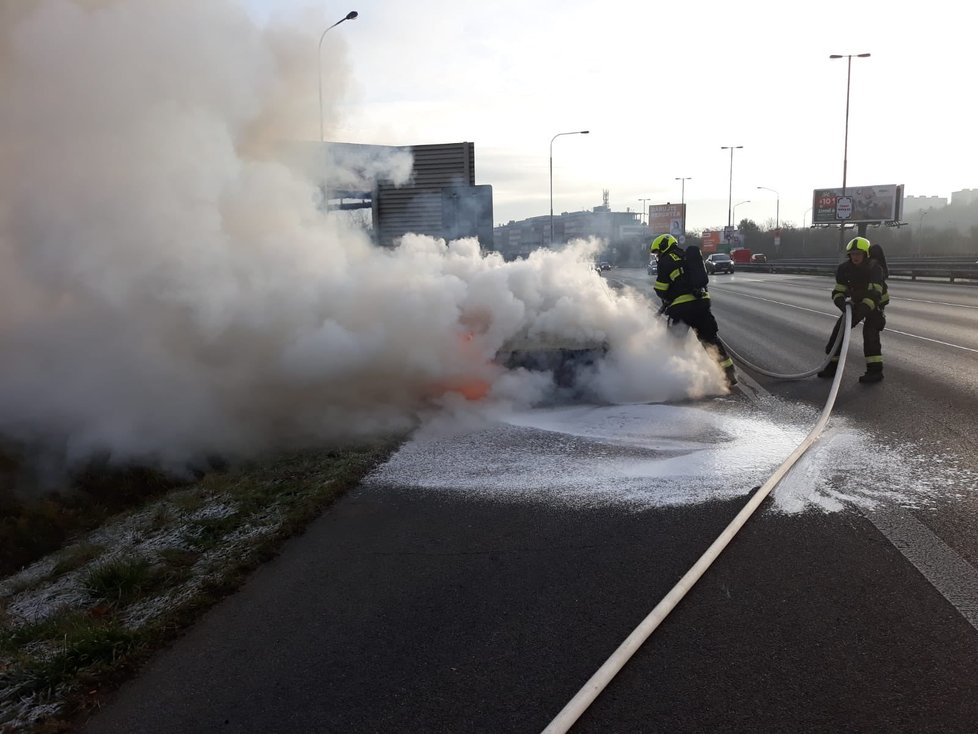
650, 234, 737, 387
817, 236, 887, 383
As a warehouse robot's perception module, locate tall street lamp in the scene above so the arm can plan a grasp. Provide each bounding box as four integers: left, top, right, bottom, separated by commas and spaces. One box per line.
802, 207, 813, 255
733, 200, 751, 227
829, 52, 870, 250
549, 130, 589, 245
720, 146, 743, 229
917, 209, 929, 256
675, 177, 692, 206
638, 197, 651, 224
756, 186, 780, 231
319, 11, 359, 141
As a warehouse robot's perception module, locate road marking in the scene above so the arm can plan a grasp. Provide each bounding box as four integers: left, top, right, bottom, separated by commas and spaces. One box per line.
884, 329, 978, 354
898, 297, 978, 310
708, 287, 838, 318
862, 506, 978, 633
734, 370, 769, 403
713, 277, 978, 635
711, 288, 978, 354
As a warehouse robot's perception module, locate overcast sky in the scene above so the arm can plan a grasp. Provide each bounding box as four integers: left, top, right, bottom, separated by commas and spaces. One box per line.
245, 0, 976, 232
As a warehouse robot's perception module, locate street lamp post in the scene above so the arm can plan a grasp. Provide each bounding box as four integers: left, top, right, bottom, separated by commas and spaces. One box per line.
756, 186, 780, 232
675, 177, 692, 206
733, 200, 751, 227
802, 207, 814, 255
319, 11, 359, 141
638, 197, 651, 224
917, 209, 929, 256
549, 130, 589, 245
720, 146, 743, 229
829, 52, 870, 251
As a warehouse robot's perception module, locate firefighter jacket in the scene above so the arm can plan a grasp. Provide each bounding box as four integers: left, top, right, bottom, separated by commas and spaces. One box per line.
870, 256, 890, 309
653, 244, 710, 308
831, 258, 885, 313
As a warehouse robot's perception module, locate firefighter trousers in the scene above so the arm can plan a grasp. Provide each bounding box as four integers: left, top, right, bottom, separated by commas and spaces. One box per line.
666, 300, 734, 370
825, 308, 885, 367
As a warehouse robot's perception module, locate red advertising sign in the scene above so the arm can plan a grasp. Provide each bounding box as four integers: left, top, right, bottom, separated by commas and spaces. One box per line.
701, 230, 721, 253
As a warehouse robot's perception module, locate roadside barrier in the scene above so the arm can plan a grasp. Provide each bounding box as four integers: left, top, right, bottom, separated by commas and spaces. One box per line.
738, 257, 978, 283
541, 305, 854, 734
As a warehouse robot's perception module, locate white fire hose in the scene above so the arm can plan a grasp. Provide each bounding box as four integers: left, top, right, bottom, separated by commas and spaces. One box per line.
541, 305, 854, 734
719, 314, 846, 380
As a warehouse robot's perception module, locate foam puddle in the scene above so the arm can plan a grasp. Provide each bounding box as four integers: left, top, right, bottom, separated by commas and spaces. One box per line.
366, 402, 976, 513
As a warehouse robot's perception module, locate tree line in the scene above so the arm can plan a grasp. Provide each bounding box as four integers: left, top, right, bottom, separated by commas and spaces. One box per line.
686, 203, 978, 260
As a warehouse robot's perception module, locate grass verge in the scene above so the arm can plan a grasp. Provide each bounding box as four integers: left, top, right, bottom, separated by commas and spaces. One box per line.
0, 438, 401, 733
0, 453, 194, 580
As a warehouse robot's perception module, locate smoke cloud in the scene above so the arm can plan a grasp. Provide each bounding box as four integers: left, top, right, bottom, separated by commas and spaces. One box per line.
0, 0, 724, 471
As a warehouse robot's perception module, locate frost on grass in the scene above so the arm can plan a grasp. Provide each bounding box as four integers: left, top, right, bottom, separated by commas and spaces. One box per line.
0, 483, 290, 730
121, 507, 285, 630
5, 574, 89, 625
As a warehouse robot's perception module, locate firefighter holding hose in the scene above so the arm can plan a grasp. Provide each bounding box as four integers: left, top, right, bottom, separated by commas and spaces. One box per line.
651, 234, 737, 388
817, 236, 886, 383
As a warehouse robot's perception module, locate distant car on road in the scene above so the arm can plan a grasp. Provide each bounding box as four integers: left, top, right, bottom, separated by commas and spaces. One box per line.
750, 253, 768, 264
597, 261, 612, 272
705, 253, 734, 275
647, 260, 658, 275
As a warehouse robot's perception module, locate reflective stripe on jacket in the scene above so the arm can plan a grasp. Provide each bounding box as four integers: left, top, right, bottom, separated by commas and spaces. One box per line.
654, 245, 710, 307
832, 259, 885, 311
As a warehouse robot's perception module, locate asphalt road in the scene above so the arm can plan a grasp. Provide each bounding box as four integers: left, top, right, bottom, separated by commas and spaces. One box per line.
705, 270, 978, 571
83, 269, 978, 734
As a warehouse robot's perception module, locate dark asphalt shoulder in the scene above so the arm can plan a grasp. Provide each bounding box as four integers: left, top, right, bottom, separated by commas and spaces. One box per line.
83, 483, 978, 733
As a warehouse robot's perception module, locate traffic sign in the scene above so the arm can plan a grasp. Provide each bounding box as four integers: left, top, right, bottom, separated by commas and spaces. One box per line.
836, 196, 853, 220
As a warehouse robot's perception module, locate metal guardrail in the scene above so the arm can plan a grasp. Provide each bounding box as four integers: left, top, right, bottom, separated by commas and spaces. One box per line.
734, 257, 978, 283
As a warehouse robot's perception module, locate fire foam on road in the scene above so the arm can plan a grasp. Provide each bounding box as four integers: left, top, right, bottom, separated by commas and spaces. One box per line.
366, 401, 968, 514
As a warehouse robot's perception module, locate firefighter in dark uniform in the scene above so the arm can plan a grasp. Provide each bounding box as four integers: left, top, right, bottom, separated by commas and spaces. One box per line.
817, 236, 886, 383
869, 243, 890, 311
651, 234, 737, 387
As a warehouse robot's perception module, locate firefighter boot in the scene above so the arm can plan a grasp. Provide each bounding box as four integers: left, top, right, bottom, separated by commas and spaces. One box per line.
859, 362, 884, 384
817, 359, 838, 379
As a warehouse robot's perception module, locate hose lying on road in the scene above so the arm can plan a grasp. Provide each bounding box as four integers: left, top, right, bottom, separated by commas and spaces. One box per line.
541, 307, 854, 734
719, 314, 845, 381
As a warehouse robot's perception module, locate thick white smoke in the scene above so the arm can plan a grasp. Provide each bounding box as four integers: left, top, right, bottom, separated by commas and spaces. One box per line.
0, 0, 724, 470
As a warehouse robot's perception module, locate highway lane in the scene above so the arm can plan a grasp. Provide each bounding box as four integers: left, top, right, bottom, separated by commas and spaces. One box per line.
615, 267, 978, 447
619, 266, 978, 571
710, 271, 978, 606
710, 272, 978, 376
615, 268, 978, 384
84, 485, 978, 734
85, 268, 978, 734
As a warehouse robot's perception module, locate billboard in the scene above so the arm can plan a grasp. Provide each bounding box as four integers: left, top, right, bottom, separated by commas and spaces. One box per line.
812, 184, 904, 224
649, 203, 686, 237
702, 229, 745, 253
702, 230, 721, 253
